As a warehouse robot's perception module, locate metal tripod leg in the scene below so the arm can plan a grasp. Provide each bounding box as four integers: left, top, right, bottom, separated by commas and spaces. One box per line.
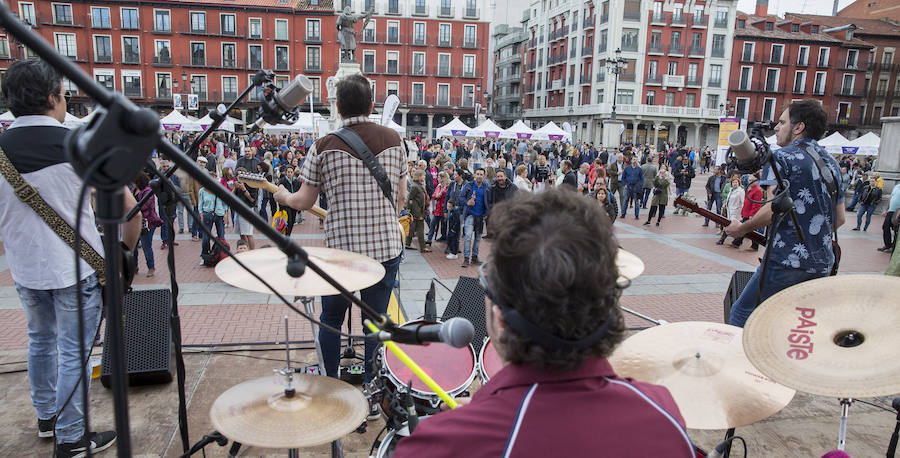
299, 297, 345, 458
838, 398, 852, 451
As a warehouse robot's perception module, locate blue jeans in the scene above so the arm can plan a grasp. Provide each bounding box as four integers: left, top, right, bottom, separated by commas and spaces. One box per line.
427, 215, 445, 242
729, 265, 826, 327
16, 273, 103, 443
705, 193, 723, 225
856, 204, 876, 230
201, 212, 225, 256
846, 192, 861, 211
623, 185, 641, 218
641, 187, 651, 208
176, 193, 193, 232
135, 226, 157, 270
319, 255, 401, 383
463, 214, 485, 259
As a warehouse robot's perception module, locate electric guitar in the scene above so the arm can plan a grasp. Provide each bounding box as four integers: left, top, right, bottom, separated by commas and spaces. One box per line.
237, 172, 327, 220
673, 195, 767, 247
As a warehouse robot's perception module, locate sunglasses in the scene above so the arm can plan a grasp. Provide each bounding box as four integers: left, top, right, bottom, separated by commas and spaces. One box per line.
64, 91, 71, 104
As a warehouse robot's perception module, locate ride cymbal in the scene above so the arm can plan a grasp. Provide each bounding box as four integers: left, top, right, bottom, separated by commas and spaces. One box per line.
743, 275, 900, 398
616, 248, 645, 282
609, 321, 795, 430
215, 246, 385, 297
210, 375, 368, 449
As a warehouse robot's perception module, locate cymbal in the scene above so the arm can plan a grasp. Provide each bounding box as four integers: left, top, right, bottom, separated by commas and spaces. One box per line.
215, 246, 385, 297
609, 321, 795, 430
616, 248, 645, 282
210, 375, 368, 449
743, 275, 900, 398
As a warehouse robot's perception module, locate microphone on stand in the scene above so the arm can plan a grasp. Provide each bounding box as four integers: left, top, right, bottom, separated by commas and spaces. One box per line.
728, 129, 769, 173
248, 74, 314, 133
372, 317, 475, 348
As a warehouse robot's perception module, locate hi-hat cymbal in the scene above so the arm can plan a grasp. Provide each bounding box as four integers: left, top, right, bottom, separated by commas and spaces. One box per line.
210, 375, 368, 449
609, 321, 795, 430
617, 248, 645, 282
215, 246, 385, 297
743, 275, 900, 399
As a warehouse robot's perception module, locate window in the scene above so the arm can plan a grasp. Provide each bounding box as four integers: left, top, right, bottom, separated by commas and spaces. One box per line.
646, 90, 655, 104
771, 44, 783, 64
711, 34, 725, 57
412, 52, 425, 75
386, 51, 399, 74
190, 42, 205, 66
308, 76, 321, 102
662, 92, 674, 106
222, 43, 236, 67
249, 18, 262, 39
763, 98, 776, 121
439, 24, 452, 46
715, 7, 728, 27
363, 20, 375, 43
437, 84, 450, 105
221, 14, 235, 35
415, 0, 427, 15
739, 66, 752, 90
438, 54, 451, 76
846, 49, 858, 68
649, 31, 662, 51
306, 19, 321, 41
798, 46, 809, 66
306, 46, 321, 70
154, 40, 171, 63
685, 93, 695, 107
387, 81, 399, 98
190, 12, 206, 33
91, 7, 110, 28
122, 36, 140, 64
156, 73, 171, 98
567, 93, 574, 107
412, 82, 425, 105
95, 71, 114, 90
249, 44, 262, 69
275, 19, 288, 41
765, 68, 779, 92
191, 75, 207, 99
464, 24, 477, 47
765, 22, 773, 31
735, 98, 749, 118
154, 10, 171, 32
737, 19, 746, 29
621, 28, 638, 52
0, 37, 7, 58
54, 33, 77, 58
707, 94, 720, 109
794, 71, 806, 93
275, 46, 289, 71
617, 89, 634, 104
222, 76, 238, 99
690, 32, 702, 52
94, 35, 112, 62
53, 3, 73, 25
648, 60, 658, 78
121, 8, 138, 29
19, 2, 36, 26
667, 61, 678, 76
742, 42, 755, 61
413, 22, 426, 45
818, 48, 829, 67
792, 23, 800, 33
709, 64, 722, 86
363, 51, 375, 73
814, 71, 826, 94
599, 30, 607, 53
387, 21, 400, 43
463, 55, 475, 77
123, 73, 142, 97
842, 74, 855, 93
883, 51, 894, 65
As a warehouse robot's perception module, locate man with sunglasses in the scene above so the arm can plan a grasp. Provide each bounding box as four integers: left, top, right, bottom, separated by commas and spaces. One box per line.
392, 189, 694, 457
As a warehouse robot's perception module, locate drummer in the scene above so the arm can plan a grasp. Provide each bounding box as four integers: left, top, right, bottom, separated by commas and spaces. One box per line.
391, 189, 695, 457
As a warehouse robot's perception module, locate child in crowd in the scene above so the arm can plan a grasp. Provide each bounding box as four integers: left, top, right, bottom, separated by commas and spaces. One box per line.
445, 200, 460, 260
236, 239, 249, 253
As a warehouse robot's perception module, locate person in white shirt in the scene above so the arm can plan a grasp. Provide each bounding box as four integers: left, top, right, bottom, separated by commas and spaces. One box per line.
514, 164, 533, 192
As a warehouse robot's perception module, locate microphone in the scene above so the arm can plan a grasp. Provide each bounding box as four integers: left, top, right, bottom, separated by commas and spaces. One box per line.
374, 318, 475, 348
728, 130, 759, 168
249, 74, 313, 132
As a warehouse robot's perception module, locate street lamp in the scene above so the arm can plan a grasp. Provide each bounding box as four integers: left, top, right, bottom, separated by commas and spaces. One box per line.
173, 78, 179, 107
181, 71, 188, 112
605, 48, 627, 121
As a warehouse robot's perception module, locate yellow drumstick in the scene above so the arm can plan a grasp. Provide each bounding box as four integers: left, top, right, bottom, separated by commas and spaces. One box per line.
365, 320, 458, 409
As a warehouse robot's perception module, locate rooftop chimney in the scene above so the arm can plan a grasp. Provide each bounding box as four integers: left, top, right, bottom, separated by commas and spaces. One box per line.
756, 0, 768, 17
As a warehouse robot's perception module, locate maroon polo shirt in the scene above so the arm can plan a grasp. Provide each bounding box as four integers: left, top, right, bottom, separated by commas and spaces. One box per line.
391, 357, 695, 458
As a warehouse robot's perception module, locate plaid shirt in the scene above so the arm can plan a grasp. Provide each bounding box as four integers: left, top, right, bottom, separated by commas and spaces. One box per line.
300, 116, 407, 262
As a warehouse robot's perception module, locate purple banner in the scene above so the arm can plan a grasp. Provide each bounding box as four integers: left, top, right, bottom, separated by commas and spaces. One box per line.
842, 146, 859, 155
548, 134, 564, 140
516, 133, 532, 139
451, 129, 468, 136
484, 131, 501, 138
162, 123, 182, 131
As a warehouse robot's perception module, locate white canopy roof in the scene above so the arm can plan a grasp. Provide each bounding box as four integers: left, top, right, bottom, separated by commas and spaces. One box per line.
0, 111, 85, 129
532, 121, 571, 141
816, 131, 850, 155
160, 110, 201, 131
500, 120, 536, 139
368, 114, 405, 134
765, 134, 781, 151
0, 111, 14, 127
435, 117, 471, 137
198, 113, 236, 133
468, 119, 504, 138
846, 132, 880, 156
226, 115, 244, 125
263, 112, 327, 134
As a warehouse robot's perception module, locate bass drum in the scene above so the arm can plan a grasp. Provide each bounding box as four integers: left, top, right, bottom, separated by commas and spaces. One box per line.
375, 418, 429, 458
478, 338, 503, 382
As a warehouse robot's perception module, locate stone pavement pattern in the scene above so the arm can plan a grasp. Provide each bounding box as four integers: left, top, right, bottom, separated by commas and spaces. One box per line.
0, 172, 896, 456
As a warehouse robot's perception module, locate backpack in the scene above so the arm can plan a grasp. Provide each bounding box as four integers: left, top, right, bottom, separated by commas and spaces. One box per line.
272, 208, 289, 234
202, 237, 230, 267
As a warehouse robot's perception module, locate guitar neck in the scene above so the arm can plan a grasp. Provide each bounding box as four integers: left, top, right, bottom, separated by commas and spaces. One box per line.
673, 196, 767, 246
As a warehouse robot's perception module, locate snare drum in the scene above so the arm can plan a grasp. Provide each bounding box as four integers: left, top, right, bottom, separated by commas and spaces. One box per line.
377, 320, 477, 414
478, 338, 503, 382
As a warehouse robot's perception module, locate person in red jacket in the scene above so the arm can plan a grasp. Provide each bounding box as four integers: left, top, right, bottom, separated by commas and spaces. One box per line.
730, 174, 763, 251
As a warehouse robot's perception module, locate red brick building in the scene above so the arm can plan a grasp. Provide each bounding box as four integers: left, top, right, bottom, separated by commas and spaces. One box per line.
727, 9, 875, 132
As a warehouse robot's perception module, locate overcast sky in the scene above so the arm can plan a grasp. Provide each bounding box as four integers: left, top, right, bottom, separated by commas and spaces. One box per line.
736, 0, 855, 17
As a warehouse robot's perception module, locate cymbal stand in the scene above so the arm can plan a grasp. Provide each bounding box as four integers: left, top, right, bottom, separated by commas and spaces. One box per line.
619, 307, 669, 326
838, 398, 853, 451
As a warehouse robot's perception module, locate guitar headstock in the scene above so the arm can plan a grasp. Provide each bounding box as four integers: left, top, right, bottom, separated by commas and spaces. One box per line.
673, 194, 698, 212
237, 172, 267, 188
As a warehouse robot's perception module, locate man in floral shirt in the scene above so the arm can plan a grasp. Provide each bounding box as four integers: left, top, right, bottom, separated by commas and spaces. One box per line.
726, 100, 845, 327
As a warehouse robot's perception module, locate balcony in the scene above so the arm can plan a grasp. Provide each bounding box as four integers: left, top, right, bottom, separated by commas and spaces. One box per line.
436, 65, 451, 77
583, 15, 595, 29
714, 17, 728, 28
667, 43, 684, 55
662, 74, 684, 87
688, 45, 704, 57
741, 52, 760, 63
646, 73, 661, 84
648, 43, 664, 54
123, 87, 143, 98
570, 48, 577, 58
835, 87, 864, 97
438, 5, 453, 18
623, 10, 641, 21
437, 37, 452, 47
840, 61, 862, 71
582, 46, 593, 57
711, 47, 725, 58
527, 60, 536, 70
155, 88, 172, 99
525, 84, 535, 93
691, 14, 708, 28
458, 67, 479, 78
463, 7, 479, 19
152, 27, 172, 34
529, 38, 537, 48
152, 55, 171, 66
361, 32, 377, 44
412, 36, 427, 46
305, 63, 322, 73
708, 79, 722, 88
650, 13, 666, 25
495, 91, 520, 102
523, 103, 724, 120
686, 76, 701, 86
568, 76, 574, 86
622, 42, 638, 53
381, 32, 403, 44
304, 34, 322, 44
95, 54, 113, 64
596, 72, 606, 82
671, 14, 687, 26
190, 55, 206, 67
462, 38, 477, 49
600, 13, 609, 24
620, 72, 636, 82
412, 4, 428, 16
249, 58, 263, 70
769, 54, 786, 65
551, 79, 563, 90
385, 2, 401, 15
577, 73, 590, 85
275, 59, 289, 71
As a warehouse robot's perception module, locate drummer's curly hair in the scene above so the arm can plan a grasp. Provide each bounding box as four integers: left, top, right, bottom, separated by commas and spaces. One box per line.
485, 189, 625, 373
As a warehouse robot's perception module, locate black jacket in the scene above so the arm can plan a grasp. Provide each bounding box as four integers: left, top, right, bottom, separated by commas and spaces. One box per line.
861, 184, 883, 206
705, 174, 725, 197
673, 162, 695, 189
491, 178, 518, 205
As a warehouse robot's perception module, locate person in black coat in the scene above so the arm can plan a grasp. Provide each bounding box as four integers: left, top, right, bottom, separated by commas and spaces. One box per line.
278, 167, 300, 234
561, 160, 577, 190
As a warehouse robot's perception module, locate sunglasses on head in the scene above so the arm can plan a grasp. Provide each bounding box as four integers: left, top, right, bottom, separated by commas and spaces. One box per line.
64, 91, 71, 104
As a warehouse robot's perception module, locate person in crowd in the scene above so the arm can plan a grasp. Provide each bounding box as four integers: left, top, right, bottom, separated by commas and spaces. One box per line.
274, 75, 405, 408
460, 168, 491, 268
427, 172, 450, 245
607, 153, 626, 213
595, 186, 618, 223
514, 164, 533, 193
729, 174, 763, 251
559, 160, 577, 189
219, 166, 237, 227
256, 161, 276, 221
853, 176, 883, 231
133, 172, 163, 277
640, 156, 658, 209
622, 157, 644, 219
445, 199, 461, 260
392, 190, 694, 458
181, 158, 202, 241
0, 59, 141, 456
880, 183, 900, 253
233, 167, 257, 250
534, 154, 551, 192
846, 172, 867, 212
840, 166, 850, 197
576, 162, 592, 196
725, 100, 845, 327
492, 169, 519, 207
278, 166, 300, 235
644, 165, 671, 227
717, 174, 745, 245
518, 153, 535, 182
236, 145, 261, 177
672, 157, 695, 215
158, 160, 181, 251
496, 158, 513, 181
198, 168, 227, 263
703, 166, 726, 227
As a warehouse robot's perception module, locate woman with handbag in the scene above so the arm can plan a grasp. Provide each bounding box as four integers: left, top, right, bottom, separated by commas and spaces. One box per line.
427, 172, 450, 245
644, 165, 671, 227
717, 174, 745, 245
133, 172, 163, 277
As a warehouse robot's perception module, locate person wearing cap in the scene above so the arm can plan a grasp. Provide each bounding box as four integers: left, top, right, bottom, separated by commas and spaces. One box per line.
392, 189, 694, 458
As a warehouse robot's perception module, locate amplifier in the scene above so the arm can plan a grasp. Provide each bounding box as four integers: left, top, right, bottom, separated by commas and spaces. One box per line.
100, 288, 173, 388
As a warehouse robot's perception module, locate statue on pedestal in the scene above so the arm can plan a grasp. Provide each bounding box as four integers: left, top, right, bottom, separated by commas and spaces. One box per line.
336, 6, 372, 63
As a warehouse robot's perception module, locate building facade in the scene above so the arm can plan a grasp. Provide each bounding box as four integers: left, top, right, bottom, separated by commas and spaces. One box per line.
522, 0, 737, 150
837, 0, 900, 23
491, 24, 526, 128
727, 10, 875, 133
0, 0, 492, 139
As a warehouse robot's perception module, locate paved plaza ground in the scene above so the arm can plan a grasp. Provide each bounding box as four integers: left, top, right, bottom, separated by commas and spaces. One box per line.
0, 173, 896, 456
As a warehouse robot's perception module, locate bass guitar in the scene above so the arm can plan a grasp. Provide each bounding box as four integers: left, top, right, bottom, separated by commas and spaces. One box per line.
236, 172, 327, 220
673, 195, 767, 247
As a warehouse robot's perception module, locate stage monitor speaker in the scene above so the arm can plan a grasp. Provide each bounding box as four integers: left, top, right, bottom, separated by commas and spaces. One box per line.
723, 271, 754, 323
101, 288, 173, 388
441, 276, 487, 355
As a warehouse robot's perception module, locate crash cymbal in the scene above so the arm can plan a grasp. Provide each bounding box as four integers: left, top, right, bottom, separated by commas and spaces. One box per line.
210, 375, 368, 449
743, 275, 900, 399
616, 248, 645, 282
609, 321, 795, 430
215, 246, 385, 297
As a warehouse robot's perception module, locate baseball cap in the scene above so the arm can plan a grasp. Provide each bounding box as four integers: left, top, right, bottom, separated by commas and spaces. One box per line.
198, 156, 208, 163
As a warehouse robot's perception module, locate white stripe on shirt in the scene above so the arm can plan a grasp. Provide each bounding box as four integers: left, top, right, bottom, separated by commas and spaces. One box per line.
502, 383, 538, 458
604, 378, 695, 455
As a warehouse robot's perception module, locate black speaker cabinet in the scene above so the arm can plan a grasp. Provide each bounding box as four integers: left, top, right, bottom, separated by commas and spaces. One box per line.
723, 271, 755, 323
100, 289, 173, 388
441, 276, 487, 355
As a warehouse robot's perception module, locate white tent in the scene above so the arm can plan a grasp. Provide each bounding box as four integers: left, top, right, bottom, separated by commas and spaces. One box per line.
62, 112, 85, 129
435, 117, 471, 137
765, 134, 781, 151
532, 121, 571, 141
817, 131, 850, 155
846, 132, 880, 156
500, 120, 535, 140
368, 114, 405, 134
160, 110, 201, 131
468, 119, 504, 138
225, 115, 244, 126
198, 113, 236, 133
0, 111, 14, 127
263, 112, 326, 134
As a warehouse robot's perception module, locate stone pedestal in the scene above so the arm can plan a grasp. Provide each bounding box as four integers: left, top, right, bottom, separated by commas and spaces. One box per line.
326, 62, 365, 132
603, 120, 624, 150
877, 117, 900, 195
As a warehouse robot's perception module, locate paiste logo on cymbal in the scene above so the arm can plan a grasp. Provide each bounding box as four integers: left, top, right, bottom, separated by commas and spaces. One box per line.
786, 307, 817, 360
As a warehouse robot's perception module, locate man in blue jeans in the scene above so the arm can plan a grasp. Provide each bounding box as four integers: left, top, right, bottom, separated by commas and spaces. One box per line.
0, 59, 141, 457
274, 74, 407, 420
460, 168, 492, 268
622, 157, 644, 219
726, 100, 845, 327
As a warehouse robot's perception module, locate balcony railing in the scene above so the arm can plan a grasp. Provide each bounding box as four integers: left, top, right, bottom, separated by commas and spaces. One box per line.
671, 14, 687, 26
570, 48, 577, 58
412, 36, 427, 46
741, 52, 760, 63
152, 55, 171, 65
622, 42, 638, 52
711, 47, 725, 58
529, 38, 537, 48
462, 38, 477, 49
413, 4, 428, 15
650, 12, 666, 24
623, 10, 641, 21
620, 72, 636, 82
667, 43, 684, 55
190, 55, 206, 66
156, 88, 172, 98
95, 54, 113, 63
386, 2, 401, 15
835, 87, 864, 97
686, 77, 701, 86
689, 45, 704, 57
437, 38, 452, 47
582, 46, 593, 57
583, 15, 595, 28
596, 72, 606, 82
123, 87, 143, 98
249, 58, 262, 70
648, 43, 663, 54
464, 7, 479, 19
714, 17, 728, 28
275, 59, 289, 71
580, 74, 591, 84
304, 34, 322, 44
708, 79, 721, 88
568, 76, 574, 86
691, 15, 708, 27
646, 73, 661, 84
438, 6, 453, 17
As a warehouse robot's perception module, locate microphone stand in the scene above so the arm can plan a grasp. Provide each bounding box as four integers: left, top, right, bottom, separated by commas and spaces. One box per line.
888, 397, 900, 458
